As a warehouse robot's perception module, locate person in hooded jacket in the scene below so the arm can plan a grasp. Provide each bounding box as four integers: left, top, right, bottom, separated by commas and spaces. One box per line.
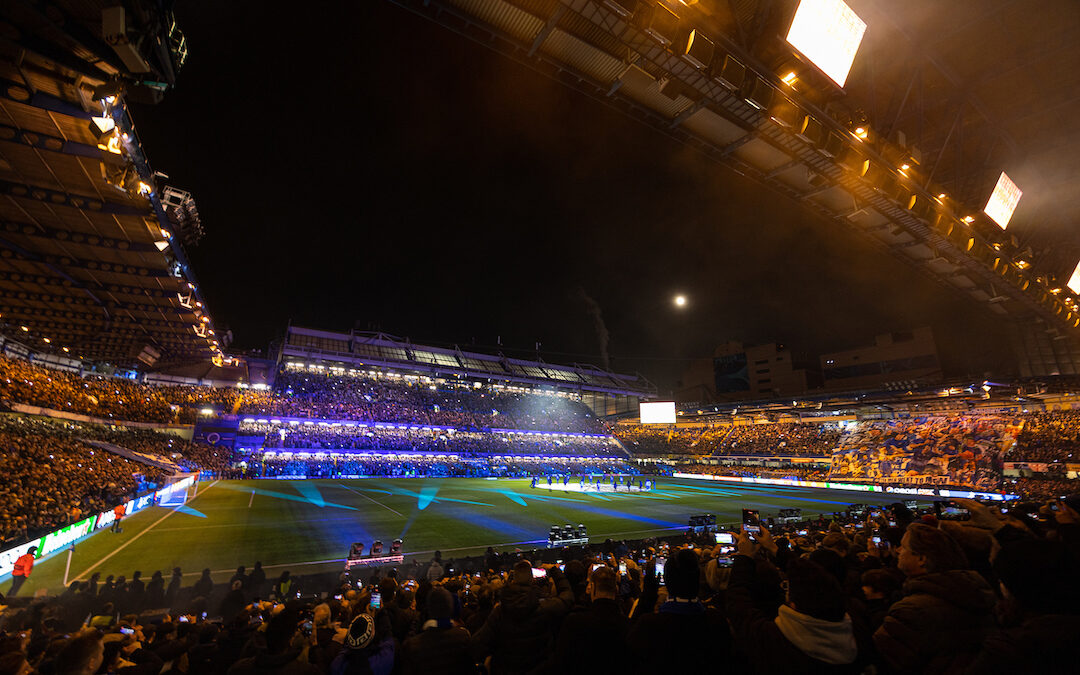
471, 560, 573, 674
873, 523, 996, 674
727, 533, 863, 675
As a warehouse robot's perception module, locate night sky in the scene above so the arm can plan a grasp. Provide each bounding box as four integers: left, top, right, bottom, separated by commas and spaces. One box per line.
130, 1, 1016, 389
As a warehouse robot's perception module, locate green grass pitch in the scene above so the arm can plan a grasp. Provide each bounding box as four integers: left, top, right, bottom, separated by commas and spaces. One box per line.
16, 477, 901, 595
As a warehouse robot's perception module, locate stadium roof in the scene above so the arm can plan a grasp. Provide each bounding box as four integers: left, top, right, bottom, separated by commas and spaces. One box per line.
281, 325, 657, 397
386, 0, 1080, 343
0, 0, 220, 369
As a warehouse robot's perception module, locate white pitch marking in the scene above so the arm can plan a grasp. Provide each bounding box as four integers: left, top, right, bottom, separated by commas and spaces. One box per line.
72, 479, 220, 581
336, 483, 405, 517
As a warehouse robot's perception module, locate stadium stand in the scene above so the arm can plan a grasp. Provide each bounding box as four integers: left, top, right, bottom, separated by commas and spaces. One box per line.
614, 421, 842, 457
0, 355, 239, 423
238, 365, 608, 433
0, 417, 162, 545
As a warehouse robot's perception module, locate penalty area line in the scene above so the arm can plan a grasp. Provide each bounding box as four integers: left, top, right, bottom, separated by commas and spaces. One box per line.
72, 479, 220, 581
336, 483, 405, 517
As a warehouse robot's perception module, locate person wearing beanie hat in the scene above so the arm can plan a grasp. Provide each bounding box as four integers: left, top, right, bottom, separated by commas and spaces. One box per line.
627, 548, 731, 671
401, 587, 472, 674
328, 613, 395, 675
471, 562, 574, 674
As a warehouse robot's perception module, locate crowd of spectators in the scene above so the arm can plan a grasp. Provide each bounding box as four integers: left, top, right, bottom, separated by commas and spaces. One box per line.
0, 355, 238, 424
252, 455, 637, 479
241, 421, 622, 458
239, 368, 606, 434
0, 417, 162, 546
673, 462, 830, 482
614, 422, 842, 458
1010, 411, 1080, 463
3, 493, 1078, 673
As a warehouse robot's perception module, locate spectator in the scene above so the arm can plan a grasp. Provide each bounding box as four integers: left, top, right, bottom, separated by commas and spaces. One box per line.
628, 549, 731, 671
329, 613, 395, 675
555, 564, 629, 672
400, 586, 471, 674
227, 608, 320, 674
471, 560, 573, 674
873, 523, 996, 673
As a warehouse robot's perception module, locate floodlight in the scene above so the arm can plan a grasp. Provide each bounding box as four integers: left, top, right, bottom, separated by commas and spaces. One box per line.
602, 0, 638, 18
643, 3, 680, 46
785, 0, 866, 88
1067, 261, 1080, 296
684, 30, 715, 70
768, 97, 801, 128
88, 116, 115, 139
712, 54, 746, 90
795, 115, 824, 144
744, 77, 774, 110
983, 171, 1022, 229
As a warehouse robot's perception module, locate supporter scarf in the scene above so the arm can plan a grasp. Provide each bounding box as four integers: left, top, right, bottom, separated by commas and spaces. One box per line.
773, 604, 857, 665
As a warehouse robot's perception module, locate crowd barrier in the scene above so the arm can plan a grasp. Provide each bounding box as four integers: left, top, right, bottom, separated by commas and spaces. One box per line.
672, 472, 1015, 501
0, 475, 197, 580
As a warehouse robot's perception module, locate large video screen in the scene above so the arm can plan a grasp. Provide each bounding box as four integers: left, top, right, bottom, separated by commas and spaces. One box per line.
639, 401, 677, 424
785, 0, 866, 88
983, 171, 1023, 229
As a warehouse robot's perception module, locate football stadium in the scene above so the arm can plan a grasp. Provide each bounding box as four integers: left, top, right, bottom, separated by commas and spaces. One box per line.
1, 1, 1079, 673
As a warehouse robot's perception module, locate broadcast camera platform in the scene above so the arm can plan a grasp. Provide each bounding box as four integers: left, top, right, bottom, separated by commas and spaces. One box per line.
345, 539, 404, 569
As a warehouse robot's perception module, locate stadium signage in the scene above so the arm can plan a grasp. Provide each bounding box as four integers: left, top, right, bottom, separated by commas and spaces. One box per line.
0, 475, 198, 581
38, 517, 97, 557
674, 473, 1015, 501
885, 486, 936, 497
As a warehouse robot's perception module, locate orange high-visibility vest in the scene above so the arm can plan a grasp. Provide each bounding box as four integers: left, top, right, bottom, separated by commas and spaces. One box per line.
12, 552, 34, 577
114, 505, 125, 519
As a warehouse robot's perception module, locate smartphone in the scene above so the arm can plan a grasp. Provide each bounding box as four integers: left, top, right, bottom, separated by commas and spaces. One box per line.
742, 509, 760, 534
591, 563, 604, 573
557, 563, 565, 571
714, 532, 734, 544
201, 612, 207, 620
618, 562, 627, 575
531, 567, 547, 579
871, 535, 882, 544
655, 556, 666, 585
888, 520, 897, 527
370, 591, 381, 610
716, 557, 734, 568
300, 620, 313, 635
120, 627, 134, 635
796, 529, 808, 536
334, 594, 343, 601
934, 500, 970, 521
178, 616, 189, 623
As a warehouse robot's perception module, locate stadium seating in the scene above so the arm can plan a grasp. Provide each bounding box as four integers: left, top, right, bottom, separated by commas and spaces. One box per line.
238, 366, 607, 433
0, 355, 239, 423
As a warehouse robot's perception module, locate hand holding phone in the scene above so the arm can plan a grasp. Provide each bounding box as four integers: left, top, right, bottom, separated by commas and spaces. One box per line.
742, 509, 761, 535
